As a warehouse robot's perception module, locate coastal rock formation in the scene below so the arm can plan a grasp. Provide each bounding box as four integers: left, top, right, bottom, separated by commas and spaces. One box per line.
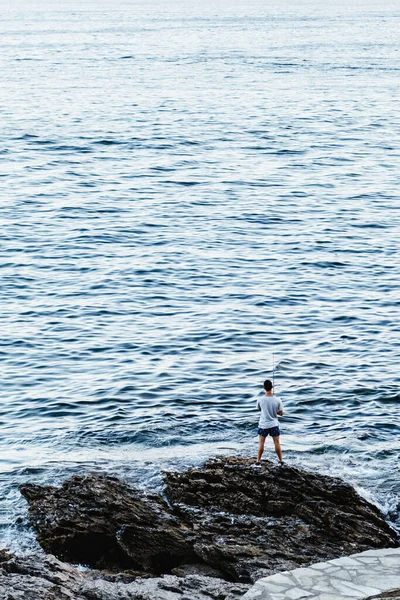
0, 550, 85, 600
20, 457, 398, 587
20, 473, 195, 574
0, 551, 248, 600
163, 457, 398, 581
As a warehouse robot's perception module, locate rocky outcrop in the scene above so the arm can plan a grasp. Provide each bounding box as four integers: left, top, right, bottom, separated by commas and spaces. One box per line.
0, 550, 85, 600
20, 457, 398, 587
164, 457, 398, 581
20, 473, 195, 574
0, 551, 248, 600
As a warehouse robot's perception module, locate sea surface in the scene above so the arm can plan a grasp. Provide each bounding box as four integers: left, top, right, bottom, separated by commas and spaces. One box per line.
1, 0, 399, 553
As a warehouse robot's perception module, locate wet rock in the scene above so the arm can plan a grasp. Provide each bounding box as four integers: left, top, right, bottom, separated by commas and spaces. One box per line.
20, 457, 398, 586
20, 474, 195, 573
164, 457, 398, 581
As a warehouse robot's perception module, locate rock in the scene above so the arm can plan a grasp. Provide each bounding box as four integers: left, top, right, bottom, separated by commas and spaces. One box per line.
164, 457, 398, 581
20, 457, 398, 586
20, 474, 196, 573
0, 552, 248, 600
367, 592, 400, 600
80, 572, 248, 600
0, 551, 86, 600
171, 562, 226, 578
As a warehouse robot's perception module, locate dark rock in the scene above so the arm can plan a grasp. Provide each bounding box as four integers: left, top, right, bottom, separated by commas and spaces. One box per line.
20, 474, 196, 573
164, 457, 398, 581
20, 457, 398, 586
367, 592, 400, 600
171, 562, 226, 578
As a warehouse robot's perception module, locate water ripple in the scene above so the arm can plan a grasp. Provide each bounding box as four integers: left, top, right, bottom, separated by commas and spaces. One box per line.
1, 0, 400, 552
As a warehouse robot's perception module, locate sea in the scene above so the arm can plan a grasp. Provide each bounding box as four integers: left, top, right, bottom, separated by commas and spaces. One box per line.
1, 0, 399, 554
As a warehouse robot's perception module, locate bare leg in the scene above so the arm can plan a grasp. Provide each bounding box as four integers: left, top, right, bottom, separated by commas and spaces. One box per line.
272, 436, 283, 462
257, 435, 266, 462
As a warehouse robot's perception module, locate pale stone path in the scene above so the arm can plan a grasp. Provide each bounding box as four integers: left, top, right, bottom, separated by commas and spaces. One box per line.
242, 548, 400, 600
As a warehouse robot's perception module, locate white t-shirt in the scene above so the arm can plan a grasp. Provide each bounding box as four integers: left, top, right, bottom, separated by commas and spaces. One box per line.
256, 394, 283, 429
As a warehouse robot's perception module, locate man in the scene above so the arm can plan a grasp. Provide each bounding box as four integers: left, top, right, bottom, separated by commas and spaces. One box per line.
255, 379, 284, 466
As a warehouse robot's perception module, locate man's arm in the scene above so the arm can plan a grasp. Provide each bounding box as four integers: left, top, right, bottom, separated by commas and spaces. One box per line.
277, 398, 284, 416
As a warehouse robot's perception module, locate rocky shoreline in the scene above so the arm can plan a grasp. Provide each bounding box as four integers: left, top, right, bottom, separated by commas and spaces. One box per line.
1, 457, 398, 599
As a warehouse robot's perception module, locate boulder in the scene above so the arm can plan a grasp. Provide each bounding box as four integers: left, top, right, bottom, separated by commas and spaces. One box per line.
20, 474, 195, 573
164, 457, 398, 580
0, 551, 248, 600
20, 457, 398, 584
0, 551, 86, 600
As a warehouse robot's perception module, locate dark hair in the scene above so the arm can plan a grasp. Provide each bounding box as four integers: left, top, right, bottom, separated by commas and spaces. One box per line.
264, 379, 273, 392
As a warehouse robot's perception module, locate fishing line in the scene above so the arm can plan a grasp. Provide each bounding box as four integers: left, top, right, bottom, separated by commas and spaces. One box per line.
272, 353, 275, 389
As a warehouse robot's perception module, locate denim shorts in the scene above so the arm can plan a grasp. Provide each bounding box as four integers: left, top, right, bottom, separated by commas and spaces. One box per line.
258, 426, 280, 438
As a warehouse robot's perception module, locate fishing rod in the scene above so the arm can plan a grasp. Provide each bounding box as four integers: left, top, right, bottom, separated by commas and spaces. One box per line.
272, 353, 275, 389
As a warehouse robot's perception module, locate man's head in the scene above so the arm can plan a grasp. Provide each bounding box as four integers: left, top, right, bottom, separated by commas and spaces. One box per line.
264, 379, 273, 392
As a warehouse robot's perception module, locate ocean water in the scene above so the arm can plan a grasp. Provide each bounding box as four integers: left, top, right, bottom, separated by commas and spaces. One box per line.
1, 0, 399, 553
